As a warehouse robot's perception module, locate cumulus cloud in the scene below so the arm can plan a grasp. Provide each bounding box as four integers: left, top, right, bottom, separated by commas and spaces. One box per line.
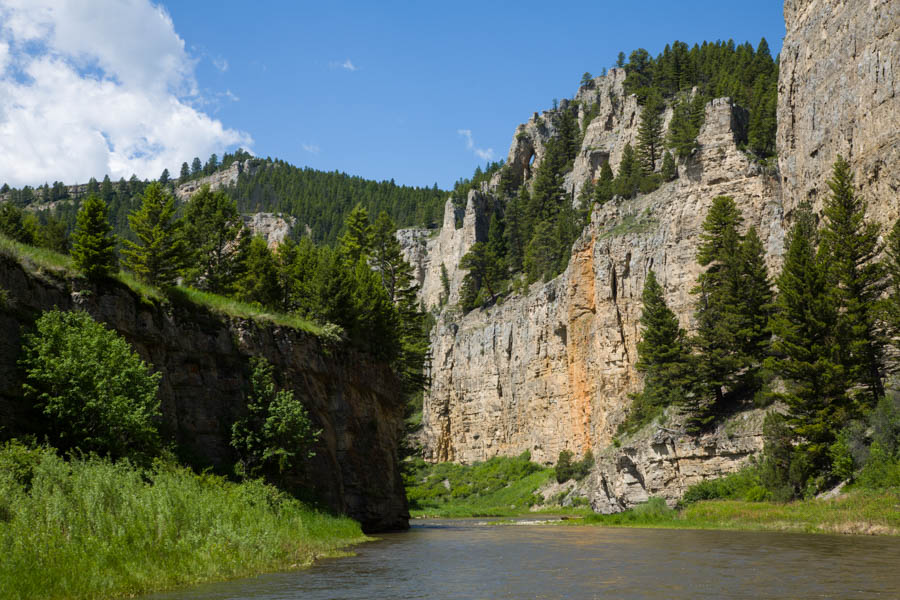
212, 57, 229, 72
0, 0, 251, 187
302, 143, 320, 155
457, 129, 494, 161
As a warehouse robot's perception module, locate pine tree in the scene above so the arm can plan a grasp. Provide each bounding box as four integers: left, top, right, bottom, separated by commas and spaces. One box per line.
190, 157, 202, 176
528, 138, 566, 224
735, 226, 774, 389
593, 160, 615, 204
766, 204, 846, 475
179, 162, 190, 181
370, 211, 412, 304
181, 185, 248, 294
487, 211, 507, 274
70, 195, 117, 280
0, 203, 33, 244
159, 168, 170, 185
633, 270, 692, 425
660, 151, 677, 182
636, 90, 665, 172
235, 236, 281, 308
613, 144, 641, 199
668, 96, 702, 159
692, 196, 745, 416
524, 221, 560, 283
459, 242, 499, 309
338, 204, 372, 265
504, 186, 528, 272
819, 156, 887, 406
121, 182, 188, 287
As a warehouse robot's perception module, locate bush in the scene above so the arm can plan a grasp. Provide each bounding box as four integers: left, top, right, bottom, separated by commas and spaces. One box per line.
231, 356, 319, 480
555, 449, 594, 483
680, 465, 768, 505
20, 309, 162, 462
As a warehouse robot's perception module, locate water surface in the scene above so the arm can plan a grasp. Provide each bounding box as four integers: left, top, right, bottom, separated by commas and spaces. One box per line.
145, 518, 900, 599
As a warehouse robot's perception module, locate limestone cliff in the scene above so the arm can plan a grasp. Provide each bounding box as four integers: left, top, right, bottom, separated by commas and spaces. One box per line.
423, 98, 782, 467
778, 0, 899, 224
174, 159, 258, 201
0, 256, 409, 532
415, 0, 899, 511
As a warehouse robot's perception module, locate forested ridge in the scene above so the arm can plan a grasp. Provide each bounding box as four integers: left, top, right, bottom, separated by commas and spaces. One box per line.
1, 149, 447, 247
454, 38, 778, 312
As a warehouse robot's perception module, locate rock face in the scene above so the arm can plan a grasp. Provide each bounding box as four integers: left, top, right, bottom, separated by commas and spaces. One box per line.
584, 407, 768, 511
242, 212, 296, 249
778, 0, 900, 224
175, 159, 258, 201
0, 257, 409, 532
398, 192, 488, 310
419, 0, 899, 511
423, 98, 782, 466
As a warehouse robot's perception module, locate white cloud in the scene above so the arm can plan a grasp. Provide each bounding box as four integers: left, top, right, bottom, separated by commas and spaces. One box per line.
457, 129, 495, 161
302, 143, 320, 155
213, 57, 228, 72
0, 0, 251, 187
330, 58, 358, 72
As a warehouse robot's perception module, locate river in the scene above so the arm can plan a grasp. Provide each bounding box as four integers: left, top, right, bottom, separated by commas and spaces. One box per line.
145, 518, 900, 599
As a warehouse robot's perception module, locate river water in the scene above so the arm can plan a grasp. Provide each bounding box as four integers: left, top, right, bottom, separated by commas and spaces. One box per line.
145, 518, 900, 599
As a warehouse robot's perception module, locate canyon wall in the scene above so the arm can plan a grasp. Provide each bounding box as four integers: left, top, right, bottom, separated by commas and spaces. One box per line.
416, 0, 899, 509
423, 98, 782, 466
0, 257, 408, 532
778, 0, 899, 224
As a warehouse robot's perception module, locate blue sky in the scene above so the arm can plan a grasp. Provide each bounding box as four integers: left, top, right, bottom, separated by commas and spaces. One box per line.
0, 1, 785, 189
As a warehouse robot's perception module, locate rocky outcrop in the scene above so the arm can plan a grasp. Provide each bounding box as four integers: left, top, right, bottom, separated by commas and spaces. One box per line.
175, 159, 259, 201
398, 192, 489, 310
583, 408, 767, 512
242, 212, 295, 249
0, 256, 408, 532
778, 0, 899, 224
422, 98, 782, 467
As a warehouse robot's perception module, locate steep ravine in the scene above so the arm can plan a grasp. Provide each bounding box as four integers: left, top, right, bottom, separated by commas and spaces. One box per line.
0, 257, 409, 532
408, 0, 899, 511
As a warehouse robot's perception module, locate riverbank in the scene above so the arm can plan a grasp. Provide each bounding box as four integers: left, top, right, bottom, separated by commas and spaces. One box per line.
576, 489, 900, 535
0, 443, 369, 600
404, 454, 595, 518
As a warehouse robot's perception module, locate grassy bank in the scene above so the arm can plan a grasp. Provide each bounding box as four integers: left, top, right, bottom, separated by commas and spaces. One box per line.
404, 454, 593, 518
0, 443, 368, 600
579, 490, 900, 535
0, 233, 324, 336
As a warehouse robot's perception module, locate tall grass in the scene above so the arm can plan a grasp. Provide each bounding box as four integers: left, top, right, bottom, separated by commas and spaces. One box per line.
0, 443, 367, 600
169, 287, 324, 335
0, 234, 74, 274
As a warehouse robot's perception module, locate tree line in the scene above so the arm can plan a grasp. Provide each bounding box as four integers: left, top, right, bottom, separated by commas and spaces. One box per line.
3, 182, 430, 391
632, 157, 900, 498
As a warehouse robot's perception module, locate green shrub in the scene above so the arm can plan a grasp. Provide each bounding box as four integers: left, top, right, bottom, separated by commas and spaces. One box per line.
857, 442, 900, 489
232, 356, 319, 480
20, 309, 162, 462
680, 465, 766, 505
555, 449, 594, 483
